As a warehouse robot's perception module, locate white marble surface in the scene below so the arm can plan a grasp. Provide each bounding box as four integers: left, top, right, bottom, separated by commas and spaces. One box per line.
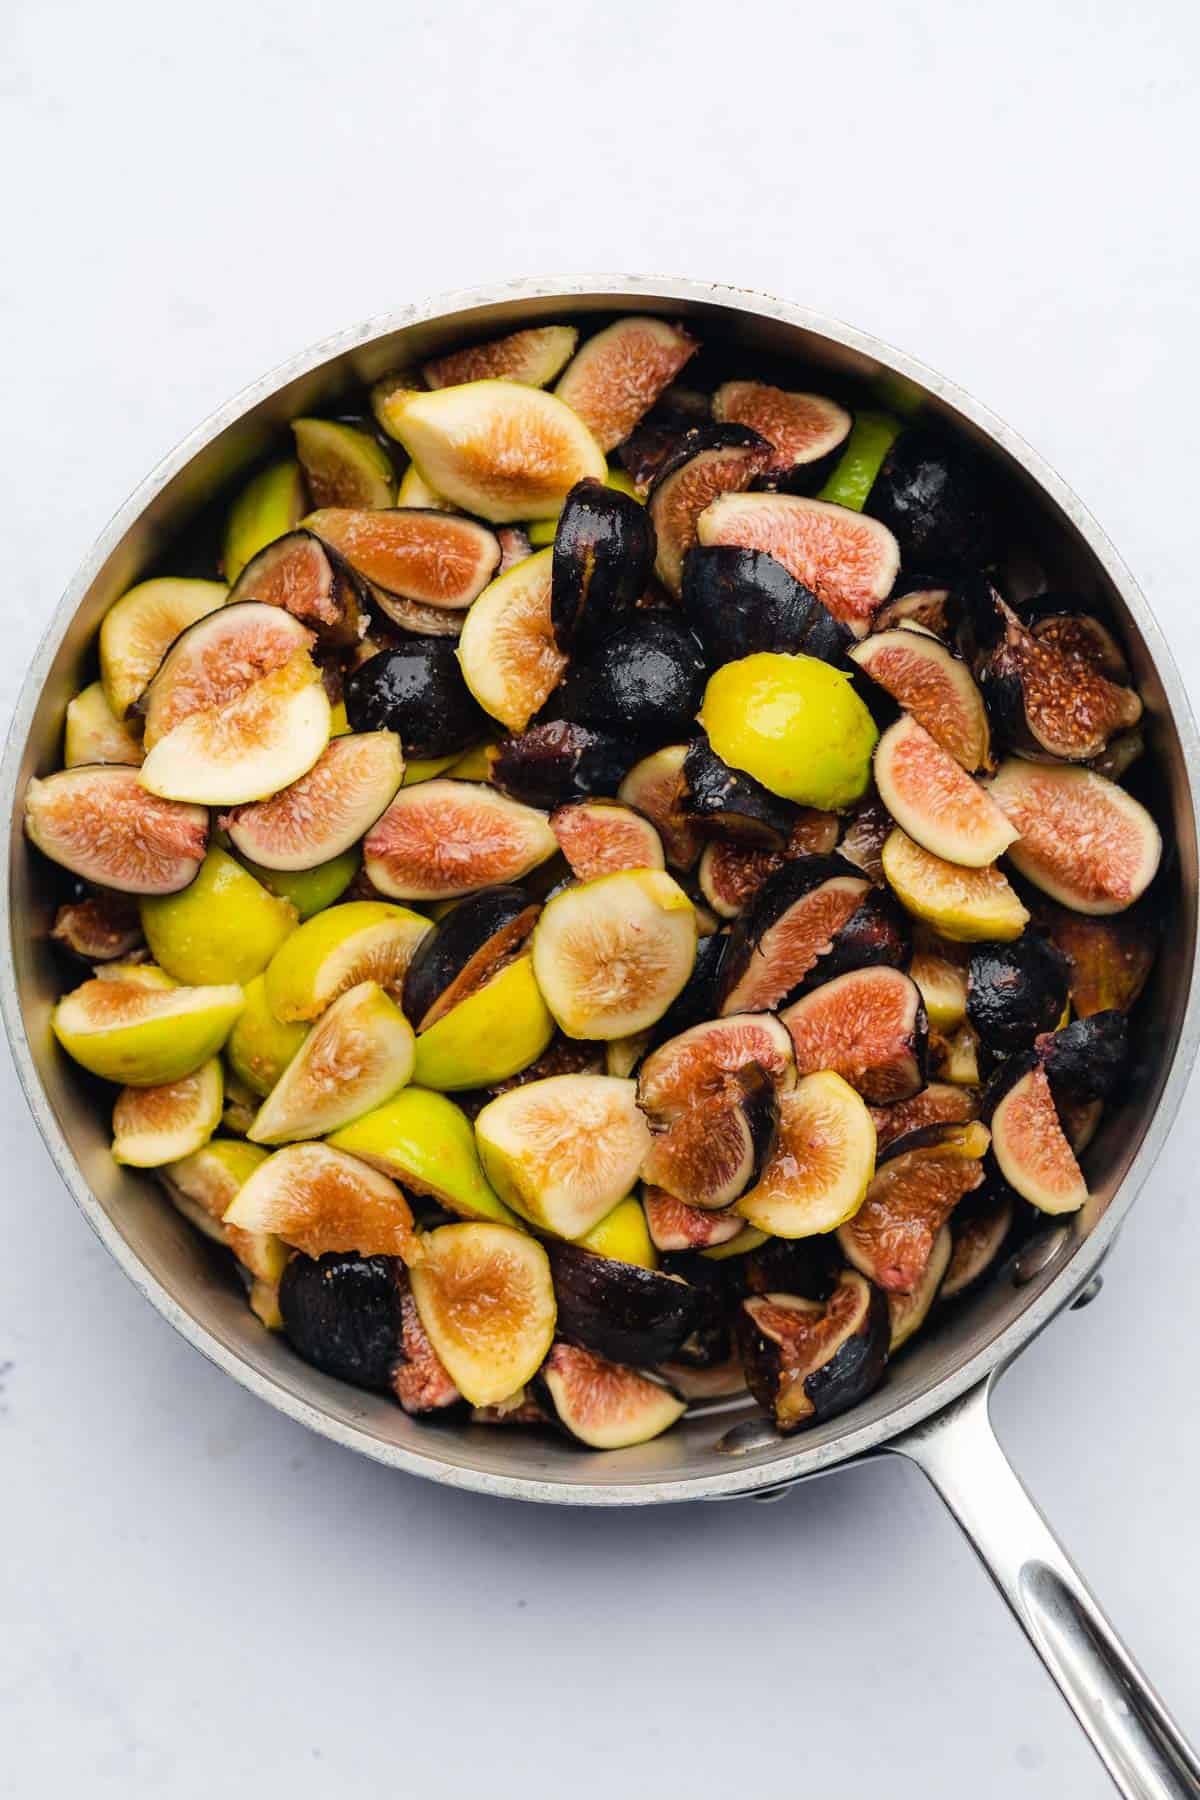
2, 1, 1198, 1792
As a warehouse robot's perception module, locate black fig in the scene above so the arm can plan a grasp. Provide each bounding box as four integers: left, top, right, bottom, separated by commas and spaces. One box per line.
717, 855, 877, 1013
649, 424, 773, 595
681, 737, 798, 848
344, 638, 488, 758
278, 1251, 404, 1391
547, 1242, 703, 1367
864, 429, 995, 569
402, 886, 540, 1031
838, 1120, 990, 1291
552, 611, 706, 741
491, 720, 638, 809
737, 1270, 889, 1433
681, 544, 817, 664
966, 930, 1070, 1058
550, 477, 655, 650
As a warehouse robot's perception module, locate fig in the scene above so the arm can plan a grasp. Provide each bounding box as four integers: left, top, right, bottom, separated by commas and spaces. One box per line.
941, 1186, 1014, 1300
698, 654, 879, 809
393, 1286, 463, 1415
25, 766, 207, 895
328, 1086, 514, 1225
395, 461, 450, 510
492, 720, 634, 810
741, 1234, 843, 1299
63, 682, 143, 768
50, 890, 143, 963
873, 715, 1017, 868
412, 954, 554, 1091
474, 1073, 652, 1239
933, 1021, 981, 1086
291, 418, 395, 510
1035, 1010, 1129, 1103
696, 492, 900, 638
987, 1061, 1087, 1213
245, 981, 414, 1143
222, 1068, 259, 1136
52, 975, 244, 1086
99, 576, 227, 720
642, 1063, 779, 1210
1028, 608, 1129, 681
550, 477, 655, 651
423, 322, 578, 391
681, 737, 798, 848
638, 1012, 796, 1119
815, 409, 903, 512
838, 794, 892, 882
987, 760, 1161, 915
697, 811, 840, 919
403, 886, 540, 1030
1038, 901, 1156, 1017
849, 628, 992, 772
225, 974, 309, 1097
577, 1192, 658, 1268
227, 529, 363, 647
717, 857, 873, 1014
882, 827, 1030, 942
141, 847, 296, 985
1059, 1094, 1104, 1154
363, 780, 556, 902
873, 583, 953, 638
909, 951, 968, 1032
264, 899, 431, 1021
408, 1221, 556, 1408
383, 381, 606, 522
869, 1080, 977, 1151
737, 1269, 888, 1433
537, 1342, 685, 1448
554, 316, 698, 453
648, 424, 773, 596
547, 1241, 702, 1366
278, 1251, 405, 1391
888, 1223, 951, 1351
966, 930, 1070, 1057
111, 1057, 224, 1167
736, 1070, 877, 1237
224, 1141, 419, 1262
780, 965, 928, 1103
222, 732, 403, 872
838, 1120, 990, 1291
159, 1136, 275, 1268
305, 508, 499, 610
645, 931, 728, 1045
643, 1186, 747, 1252
222, 459, 306, 584
617, 743, 704, 870
531, 869, 696, 1040
553, 611, 706, 740
864, 429, 995, 568
550, 800, 664, 881
344, 638, 487, 760
681, 544, 848, 669
1090, 728, 1145, 783
712, 382, 851, 485
456, 549, 567, 732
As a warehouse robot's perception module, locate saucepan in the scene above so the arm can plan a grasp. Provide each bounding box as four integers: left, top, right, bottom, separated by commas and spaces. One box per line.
3, 277, 1198, 1798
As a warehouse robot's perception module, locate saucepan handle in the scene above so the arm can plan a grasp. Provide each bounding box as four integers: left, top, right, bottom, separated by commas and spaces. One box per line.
885, 1375, 1200, 1800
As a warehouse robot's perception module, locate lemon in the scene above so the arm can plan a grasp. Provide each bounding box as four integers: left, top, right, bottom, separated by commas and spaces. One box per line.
328, 1086, 516, 1225
412, 955, 554, 1091
699, 652, 877, 809
53, 977, 244, 1086
141, 848, 298, 985
225, 975, 310, 1097
578, 1195, 657, 1269
263, 900, 431, 1023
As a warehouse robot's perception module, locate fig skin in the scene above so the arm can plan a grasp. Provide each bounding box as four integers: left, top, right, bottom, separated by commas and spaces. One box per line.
547, 1241, 703, 1367
344, 637, 488, 759
228, 528, 364, 648
719, 855, 900, 1015
864, 429, 995, 570
1034, 1010, 1130, 1104
681, 544, 819, 665
278, 1251, 404, 1392
741, 1234, 841, 1302
681, 737, 798, 848
401, 886, 539, 1030
550, 477, 656, 651
790, 884, 910, 997
649, 424, 775, 595
941, 1184, 1015, 1300
966, 930, 1071, 1058
737, 1270, 889, 1433
551, 611, 706, 742
656, 1250, 736, 1368
491, 720, 638, 810
983, 1059, 1087, 1214
698, 811, 841, 919
645, 932, 728, 1048
838, 795, 893, 882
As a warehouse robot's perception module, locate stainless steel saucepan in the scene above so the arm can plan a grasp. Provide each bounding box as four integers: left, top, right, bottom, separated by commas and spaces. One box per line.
3, 277, 1198, 1798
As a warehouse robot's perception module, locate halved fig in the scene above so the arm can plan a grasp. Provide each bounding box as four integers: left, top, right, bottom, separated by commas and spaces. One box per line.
25, 766, 208, 895
64, 682, 143, 768
474, 1073, 652, 1238
554, 611, 707, 741
344, 638, 487, 759
246, 981, 414, 1143
408, 1221, 555, 1408
1029, 608, 1130, 681
780, 965, 928, 1103
966, 930, 1070, 1057
456, 548, 566, 732
645, 932, 729, 1046
837, 1120, 990, 1291
869, 1081, 977, 1151
696, 492, 900, 637
224, 1141, 419, 1261
989, 760, 1160, 915
550, 477, 655, 650
643, 1186, 747, 1252
864, 429, 995, 568
873, 583, 953, 638
941, 1186, 1014, 1300
737, 1269, 888, 1432
547, 1240, 701, 1366
849, 628, 992, 772
838, 794, 892, 881
717, 857, 872, 1013
223, 458, 307, 585
99, 576, 227, 721
112, 1057, 224, 1166
423, 322, 578, 391
227, 528, 363, 647
492, 720, 632, 810
697, 812, 840, 919
328, 1085, 514, 1225
412, 954, 554, 1091
874, 715, 1017, 867
713, 382, 851, 484
384, 381, 606, 522
140, 601, 313, 749
1037, 900, 1156, 1016
278, 1250, 405, 1391
292, 418, 395, 510
51, 890, 143, 962
617, 744, 704, 870
987, 1061, 1087, 1213
649, 425, 773, 595
305, 506, 499, 611
888, 1223, 951, 1351
402, 887, 539, 1030
642, 1064, 778, 1210
532, 869, 696, 1039
736, 1070, 877, 1237
364, 780, 556, 902
550, 799, 664, 879
680, 737, 798, 849
264, 898, 431, 1021
638, 1012, 796, 1118
554, 316, 698, 453
222, 731, 403, 871
882, 827, 1030, 942
1035, 1010, 1129, 1103
537, 1341, 685, 1447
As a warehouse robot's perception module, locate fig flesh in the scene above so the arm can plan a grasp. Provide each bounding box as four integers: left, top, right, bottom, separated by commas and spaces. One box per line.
393, 1287, 463, 1415
873, 584, 953, 638
648, 424, 773, 596
51, 890, 143, 963
987, 760, 1161, 915
553, 611, 707, 741
537, 1342, 685, 1448
882, 827, 1030, 942
888, 1223, 951, 1351
642, 1063, 779, 1210
941, 1187, 1014, 1300
1037, 900, 1156, 1016
409, 1222, 556, 1408
681, 738, 798, 849
456, 549, 567, 732
712, 381, 851, 485
735, 1070, 877, 1238
111, 1057, 224, 1167
247, 981, 415, 1144
402, 886, 539, 1030
492, 719, 634, 810
531, 869, 697, 1040
696, 492, 900, 637
278, 1251, 405, 1391
849, 628, 991, 772
306, 506, 500, 610
550, 477, 655, 651
873, 715, 1017, 868
697, 811, 840, 919
99, 576, 228, 722
222, 731, 404, 870
423, 323, 578, 392
26, 767, 208, 896
643, 1186, 747, 1252
363, 780, 557, 901
780, 965, 928, 1103
864, 429, 995, 568
547, 1241, 702, 1366
550, 800, 665, 880
474, 1073, 651, 1239
988, 1062, 1087, 1213
737, 1270, 888, 1432
52, 975, 244, 1086
224, 1141, 419, 1262
717, 857, 873, 1013
64, 682, 143, 768
617, 743, 704, 870
909, 949, 968, 1031
228, 528, 364, 647
344, 637, 487, 758
966, 930, 1070, 1057
554, 316, 698, 453
869, 1081, 977, 1151
139, 601, 313, 749
1029, 608, 1130, 681
292, 418, 395, 511
838, 1120, 990, 1291
638, 1012, 796, 1119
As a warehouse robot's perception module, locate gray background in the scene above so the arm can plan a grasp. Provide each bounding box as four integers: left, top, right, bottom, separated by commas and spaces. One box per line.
2, 1, 1197, 1793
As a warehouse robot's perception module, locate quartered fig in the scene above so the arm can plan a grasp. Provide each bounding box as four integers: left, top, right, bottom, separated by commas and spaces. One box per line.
492, 720, 634, 810
849, 628, 992, 772
697, 811, 840, 919
941, 1186, 1014, 1300
25, 766, 208, 895
224, 1141, 419, 1261
292, 418, 395, 511
986, 1060, 1087, 1213
344, 638, 487, 758
838, 1120, 990, 1291
888, 1223, 951, 1351
306, 507, 500, 609
402, 886, 539, 1030
328, 1085, 514, 1225
617, 743, 704, 870
412, 954, 554, 1091
263, 899, 431, 1022
547, 1241, 702, 1366
643, 1186, 747, 1252
712, 382, 851, 486
864, 429, 995, 568
51, 890, 143, 963
642, 1063, 778, 1210
696, 492, 900, 637
225, 974, 309, 1098
681, 737, 798, 849
988, 759, 1161, 915
475, 1073, 651, 1239
52, 974, 243, 1086
278, 1251, 406, 1391
553, 611, 706, 740
247, 981, 415, 1144
680, 544, 850, 669
736, 1070, 877, 1238
423, 323, 578, 392
638, 1012, 796, 1119
64, 682, 144, 768
456, 549, 567, 732
717, 857, 873, 1013
873, 715, 1017, 868
869, 1081, 977, 1151
223, 458, 307, 585
648, 424, 773, 595
873, 582, 954, 638
1035, 1010, 1129, 1104
99, 576, 227, 720
537, 1342, 686, 1448
111, 1057, 224, 1167
966, 930, 1070, 1057
140, 846, 296, 985
409, 1222, 556, 1408
227, 528, 364, 647
531, 869, 696, 1040
780, 965, 928, 1103
364, 780, 557, 901
882, 827, 1030, 942
550, 477, 655, 651
554, 316, 698, 453
222, 731, 404, 870
737, 1269, 888, 1433
1028, 607, 1130, 681
550, 800, 664, 880
1037, 900, 1156, 1016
